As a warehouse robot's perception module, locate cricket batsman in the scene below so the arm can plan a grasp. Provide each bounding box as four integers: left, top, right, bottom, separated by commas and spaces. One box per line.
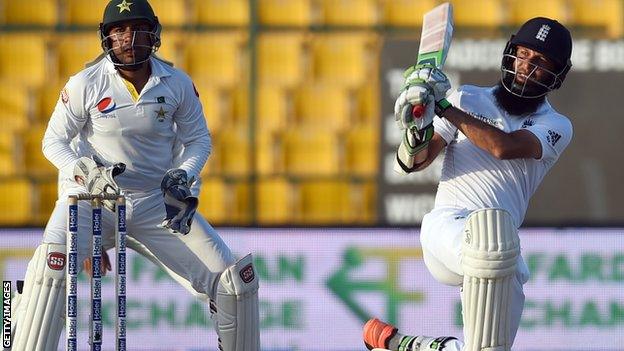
9, 1, 259, 350
364, 17, 573, 351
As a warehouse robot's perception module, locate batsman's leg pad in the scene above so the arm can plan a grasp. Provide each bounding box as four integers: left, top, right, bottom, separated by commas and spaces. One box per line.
216, 253, 260, 351
11, 243, 67, 351
461, 209, 519, 351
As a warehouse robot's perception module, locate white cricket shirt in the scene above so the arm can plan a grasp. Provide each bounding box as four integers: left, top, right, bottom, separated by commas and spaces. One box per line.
43, 57, 210, 196
432, 85, 573, 227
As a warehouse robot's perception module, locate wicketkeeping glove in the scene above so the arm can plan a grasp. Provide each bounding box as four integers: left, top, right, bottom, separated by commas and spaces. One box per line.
73, 155, 125, 211
159, 169, 198, 235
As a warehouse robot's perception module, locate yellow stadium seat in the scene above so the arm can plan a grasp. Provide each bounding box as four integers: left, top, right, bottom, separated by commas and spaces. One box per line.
56, 33, 103, 80
231, 180, 251, 224
192, 0, 249, 26
0, 131, 18, 177
35, 179, 58, 225
256, 132, 284, 175
299, 180, 352, 224
154, 30, 183, 67
355, 83, 380, 124
147, 0, 187, 27
572, 0, 623, 38
66, 0, 110, 27
39, 81, 65, 123
283, 128, 341, 176
350, 180, 376, 223
1, 0, 59, 25
383, 0, 437, 26
198, 177, 229, 224
258, 33, 309, 87
509, 0, 569, 24
0, 179, 33, 225
257, 177, 297, 224
313, 33, 378, 87
184, 32, 246, 88
23, 126, 57, 177
321, 0, 380, 26
450, 0, 506, 27
345, 126, 378, 176
193, 82, 228, 134
258, 0, 317, 26
0, 33, 49, 86
0, 83, 34, 132
258, 85, 290, 133
296, 83, 352, 132
218, 127, 250, 176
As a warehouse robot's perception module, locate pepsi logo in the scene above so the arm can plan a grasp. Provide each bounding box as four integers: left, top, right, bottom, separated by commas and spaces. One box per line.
97, 97, 116, 113
47, 252, 66, 270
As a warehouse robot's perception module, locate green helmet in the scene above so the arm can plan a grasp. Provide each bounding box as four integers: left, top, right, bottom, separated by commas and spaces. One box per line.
99, 0, 162, 66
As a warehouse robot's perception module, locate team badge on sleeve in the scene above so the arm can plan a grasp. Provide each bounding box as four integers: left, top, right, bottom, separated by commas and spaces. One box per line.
61, 88, 69, 104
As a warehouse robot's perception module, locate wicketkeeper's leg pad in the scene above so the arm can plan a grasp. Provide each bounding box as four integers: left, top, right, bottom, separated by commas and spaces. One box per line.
461, 208, 520, 351
215, 253, 260, 351
11, 243, 67, 351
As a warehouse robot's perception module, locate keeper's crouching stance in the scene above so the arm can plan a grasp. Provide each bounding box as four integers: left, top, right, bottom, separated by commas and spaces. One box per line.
364, 17, 573, 351
9, 1, 260, 350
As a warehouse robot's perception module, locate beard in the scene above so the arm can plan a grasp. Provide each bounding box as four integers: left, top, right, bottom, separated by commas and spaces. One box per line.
493, 81, 546, 116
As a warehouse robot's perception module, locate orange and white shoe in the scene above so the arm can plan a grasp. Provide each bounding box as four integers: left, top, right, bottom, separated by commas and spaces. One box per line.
363, 318, 398, 350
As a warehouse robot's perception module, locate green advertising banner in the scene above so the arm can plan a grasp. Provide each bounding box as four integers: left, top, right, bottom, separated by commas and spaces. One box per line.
1, 228, 623, 350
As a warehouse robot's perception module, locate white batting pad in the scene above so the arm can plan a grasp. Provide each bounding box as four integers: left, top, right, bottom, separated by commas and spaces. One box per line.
11, 243, 67, 351
216, 253, 260, 351
461, 209, 519, 351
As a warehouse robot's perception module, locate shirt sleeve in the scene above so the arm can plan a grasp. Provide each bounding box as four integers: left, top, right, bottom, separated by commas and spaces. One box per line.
433, 88, 460, 144
42, 75, 89, 175
172, 74, 211, 181
523, 114, 573, 162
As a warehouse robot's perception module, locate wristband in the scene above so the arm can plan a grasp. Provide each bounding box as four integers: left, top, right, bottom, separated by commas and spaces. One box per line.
435, 98, 452, 117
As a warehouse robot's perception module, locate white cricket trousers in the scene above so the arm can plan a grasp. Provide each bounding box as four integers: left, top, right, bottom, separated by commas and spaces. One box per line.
43, 189, 235, 301
419, 207, 530, 351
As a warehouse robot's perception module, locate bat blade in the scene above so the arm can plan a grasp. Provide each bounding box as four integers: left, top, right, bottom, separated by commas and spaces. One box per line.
417, 2, 454, 68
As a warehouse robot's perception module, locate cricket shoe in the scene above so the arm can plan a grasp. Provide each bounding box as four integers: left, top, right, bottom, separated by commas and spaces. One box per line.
363, 318, 398, 350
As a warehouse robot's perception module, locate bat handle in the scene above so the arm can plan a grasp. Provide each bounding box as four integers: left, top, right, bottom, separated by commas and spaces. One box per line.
412, 104, 426, 119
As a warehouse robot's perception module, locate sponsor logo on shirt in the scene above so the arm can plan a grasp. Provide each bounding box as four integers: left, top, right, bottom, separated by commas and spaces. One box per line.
157, 96, 166, 103
547, 129, 561, 146
521, 118, 535, 128
467, 111, 504, 129
97, 97, 116, 113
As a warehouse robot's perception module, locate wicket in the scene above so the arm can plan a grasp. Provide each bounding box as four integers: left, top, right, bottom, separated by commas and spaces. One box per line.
66, 194, 127, 351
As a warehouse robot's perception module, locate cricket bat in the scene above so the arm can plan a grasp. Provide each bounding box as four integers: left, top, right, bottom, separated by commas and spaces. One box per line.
411, 2, 454, 118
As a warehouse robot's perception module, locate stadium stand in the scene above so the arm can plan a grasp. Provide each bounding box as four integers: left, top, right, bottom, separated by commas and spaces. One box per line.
451, 0, 506, 27
184, 31, 246, 88
509, 0, 570, 25
258, 32, 309, 87
66, 0, 111, 27
256, 176, 296, 224
0, 0, 59, 26
0, 179, 32, 225
321, 0, 380, 26
283, 128, 341, 176
296, 83, 352, 132
312, 32, 378, 88
383, 0, 437, 26
257, 0, 316, 26
192, 0, 249, 26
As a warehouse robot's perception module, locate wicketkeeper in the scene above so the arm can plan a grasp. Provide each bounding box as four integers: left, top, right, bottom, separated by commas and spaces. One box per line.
364, 17, 573, 351
9, 1, 259, 350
